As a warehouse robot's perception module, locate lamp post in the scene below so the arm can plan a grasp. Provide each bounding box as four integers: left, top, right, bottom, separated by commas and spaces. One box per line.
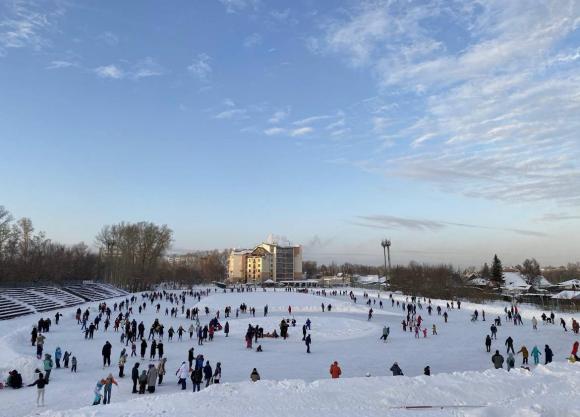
380, 239, 391, 296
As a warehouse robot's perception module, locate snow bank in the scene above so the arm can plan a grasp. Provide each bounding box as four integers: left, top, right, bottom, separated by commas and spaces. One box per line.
0, 325, 45, 383
27, 363, 580, 417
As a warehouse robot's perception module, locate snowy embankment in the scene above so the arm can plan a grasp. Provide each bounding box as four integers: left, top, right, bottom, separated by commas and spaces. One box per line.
30, 363, 580, 417
0, 325, 41, 384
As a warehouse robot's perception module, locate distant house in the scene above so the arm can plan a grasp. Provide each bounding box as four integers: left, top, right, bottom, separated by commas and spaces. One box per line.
319, 275, 350, 287
502, 271, 551, 293
464, 273, 490, 288
555, 279, 580, 291
551, 290, 580, 300
353, 275, 387, 287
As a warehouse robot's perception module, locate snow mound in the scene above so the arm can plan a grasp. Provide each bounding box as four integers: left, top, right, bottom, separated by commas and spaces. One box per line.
0, 325, 46, 383
26, 363, 580, 417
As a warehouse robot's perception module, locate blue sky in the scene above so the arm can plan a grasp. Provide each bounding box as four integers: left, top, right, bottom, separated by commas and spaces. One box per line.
1, 0, 579, 267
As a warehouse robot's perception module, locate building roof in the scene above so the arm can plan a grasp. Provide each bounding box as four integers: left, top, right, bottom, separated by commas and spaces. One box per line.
502, 271, 551, 290
231, 249, 252, 255
355, 275, 386, 284
557, 279, 580, 287
502, 272, 531, 290
551, 290, 580, 300
466, 276, 489, 286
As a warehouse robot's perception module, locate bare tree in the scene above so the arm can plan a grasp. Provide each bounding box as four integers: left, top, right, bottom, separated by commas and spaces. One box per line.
95, 221, 173, 290
519, 258, 542, 286
0, 206, 14, 258
17, 217, 34, 262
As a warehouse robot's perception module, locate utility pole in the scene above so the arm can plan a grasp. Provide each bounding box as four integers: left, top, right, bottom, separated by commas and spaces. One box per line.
105, 238, 116, 286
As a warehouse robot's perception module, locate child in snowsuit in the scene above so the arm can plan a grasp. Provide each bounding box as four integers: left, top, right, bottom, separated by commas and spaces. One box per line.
55, 347, 62, 368
507, 353, 515, 371
93, 380, 104, 405
531, 346, 541, 365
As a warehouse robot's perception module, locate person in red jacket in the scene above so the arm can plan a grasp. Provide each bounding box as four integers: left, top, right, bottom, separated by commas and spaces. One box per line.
330, 361, 342, 379
572, 341, 579, 361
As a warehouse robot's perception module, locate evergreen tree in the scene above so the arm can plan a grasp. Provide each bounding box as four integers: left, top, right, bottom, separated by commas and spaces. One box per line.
491, 255, 504, 287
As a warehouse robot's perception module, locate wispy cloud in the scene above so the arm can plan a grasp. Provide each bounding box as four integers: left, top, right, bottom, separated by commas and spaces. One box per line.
270, 9, 291, 22
188, 53, 212, 81
264, 127, 285, 136
96, 31, 119, 46
293, 114, 336, 126
290, 126, 313, 137
214, 108, 248, 120
133, 57, 164, 79
268, 108, 290, 124
95, 64, 124, 79
93, 58, 164, 80
326, 119, 345, 130
264, 126, 314, 137
46, 60, 76, 70
243, 32, 262, 48
0, 0, 65, 55
312, 0, 580, 207
217, 0, 259, 14
535, 212, 580, 222
223, 98, 236, 107
355, 215, 548, 237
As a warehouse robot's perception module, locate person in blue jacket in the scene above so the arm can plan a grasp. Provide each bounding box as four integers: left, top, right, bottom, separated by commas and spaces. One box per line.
43, 354, 53, 384
55, 347, 62, 368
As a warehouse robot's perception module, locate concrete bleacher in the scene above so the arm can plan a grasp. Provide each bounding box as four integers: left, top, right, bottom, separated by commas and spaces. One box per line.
63, 282, 128, 302
2, 288, 62, 312
0, 283, 128, 320
33, 286, 86, 306
0, 294, 34, 320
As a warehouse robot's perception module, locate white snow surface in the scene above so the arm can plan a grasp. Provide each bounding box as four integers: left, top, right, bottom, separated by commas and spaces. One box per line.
0, 288, 578, 417
27, 364, 580, 417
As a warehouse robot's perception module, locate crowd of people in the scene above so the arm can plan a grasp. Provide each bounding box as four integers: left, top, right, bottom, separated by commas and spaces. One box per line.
3, 285, 579, 411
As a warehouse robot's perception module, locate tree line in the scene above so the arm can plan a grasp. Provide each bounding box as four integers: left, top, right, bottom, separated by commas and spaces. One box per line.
0, 207, 227, 289
95, 223, 229, 290
2, 204, 578, 291
0, 206, 100, 285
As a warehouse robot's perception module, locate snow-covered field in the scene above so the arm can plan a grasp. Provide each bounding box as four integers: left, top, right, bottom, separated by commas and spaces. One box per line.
1, 287, 579, 417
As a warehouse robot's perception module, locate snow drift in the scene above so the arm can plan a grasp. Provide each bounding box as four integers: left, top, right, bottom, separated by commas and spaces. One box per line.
27, 362, 580, 417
